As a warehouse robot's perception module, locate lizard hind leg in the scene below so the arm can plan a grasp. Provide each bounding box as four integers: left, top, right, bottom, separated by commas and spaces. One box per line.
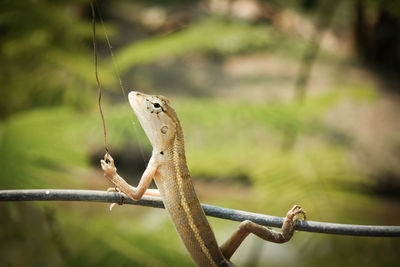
220, 205, 306, 260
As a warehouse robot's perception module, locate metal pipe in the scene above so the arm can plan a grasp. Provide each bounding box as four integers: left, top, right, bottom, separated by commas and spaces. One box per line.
1, 189, 399, 237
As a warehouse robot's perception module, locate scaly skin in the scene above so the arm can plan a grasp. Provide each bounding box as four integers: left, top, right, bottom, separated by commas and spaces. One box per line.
101, 91, 306, 267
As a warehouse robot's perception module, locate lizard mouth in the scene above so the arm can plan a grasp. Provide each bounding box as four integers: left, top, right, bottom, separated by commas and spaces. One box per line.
128, 91, 143, 117
128, 91, 143, 108
128, 91, 140, 101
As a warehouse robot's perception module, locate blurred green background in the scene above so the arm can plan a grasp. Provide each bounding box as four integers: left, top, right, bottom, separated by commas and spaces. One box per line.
1, 0, 400, 266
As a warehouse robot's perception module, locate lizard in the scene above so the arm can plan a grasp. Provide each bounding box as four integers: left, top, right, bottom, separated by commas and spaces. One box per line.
101, 91, 306, 267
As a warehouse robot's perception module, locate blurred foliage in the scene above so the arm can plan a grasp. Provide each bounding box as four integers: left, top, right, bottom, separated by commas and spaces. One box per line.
353, 0, 400, 75
1, 0, 400, 267
178, 85, 376, 140
114, 16, 316, 75
0, 0, 114, 118
177, 86, 379, 220
0, 107, 87, 189
115, 17, 276, 71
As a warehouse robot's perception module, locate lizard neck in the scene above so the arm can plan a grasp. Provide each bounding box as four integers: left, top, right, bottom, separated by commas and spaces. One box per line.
163, 108, 188, 167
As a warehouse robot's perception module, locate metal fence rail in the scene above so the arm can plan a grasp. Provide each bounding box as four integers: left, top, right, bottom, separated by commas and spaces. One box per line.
1, 189, 399, 237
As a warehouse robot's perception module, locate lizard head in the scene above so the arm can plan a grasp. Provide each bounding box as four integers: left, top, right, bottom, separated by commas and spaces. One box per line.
128, 91, 177, 152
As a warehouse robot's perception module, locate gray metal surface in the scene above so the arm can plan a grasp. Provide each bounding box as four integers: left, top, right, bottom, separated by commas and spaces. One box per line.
1, 189, 399, 237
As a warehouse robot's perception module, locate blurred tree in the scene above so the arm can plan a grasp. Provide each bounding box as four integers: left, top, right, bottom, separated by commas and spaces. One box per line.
354, 0, 400, 76
0, 0, 102, 118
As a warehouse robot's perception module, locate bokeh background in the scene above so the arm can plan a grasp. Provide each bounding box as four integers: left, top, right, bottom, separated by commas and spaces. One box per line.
1, 0, 400, 266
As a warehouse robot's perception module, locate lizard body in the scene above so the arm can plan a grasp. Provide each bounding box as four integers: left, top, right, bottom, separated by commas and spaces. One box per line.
101, 91, 306, 266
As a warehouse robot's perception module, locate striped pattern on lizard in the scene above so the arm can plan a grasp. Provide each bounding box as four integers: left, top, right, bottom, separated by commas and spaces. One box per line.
101, 91, 306, 266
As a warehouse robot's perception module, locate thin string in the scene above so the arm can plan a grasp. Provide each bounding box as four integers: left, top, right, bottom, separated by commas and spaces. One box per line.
94, 3, 147, 163
90, 1, 109, 154
95, 4, 126, 98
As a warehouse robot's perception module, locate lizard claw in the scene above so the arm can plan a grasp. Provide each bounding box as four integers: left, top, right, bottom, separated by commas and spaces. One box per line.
107, 187, 118, 192
109, 203, 117, 211
104, 152, 114, 164
106, 186, 125, 211
286, 204, 307, 222
101, 153, 117, 177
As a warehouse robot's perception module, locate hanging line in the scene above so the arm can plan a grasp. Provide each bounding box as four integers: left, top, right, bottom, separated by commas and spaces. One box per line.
92, 2, 147, 163
96, 7, 127, 99
90, 1, 109, 154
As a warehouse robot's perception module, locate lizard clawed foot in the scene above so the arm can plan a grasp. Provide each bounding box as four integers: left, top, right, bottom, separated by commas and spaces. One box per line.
107, 186, 119, 193
101, 153, 117, 178
107, 186, 125, 211
109, 203, 118, 211
286, 204, 307, 223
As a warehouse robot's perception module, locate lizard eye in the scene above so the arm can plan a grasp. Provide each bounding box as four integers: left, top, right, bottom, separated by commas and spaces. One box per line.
146, 97, 164, 113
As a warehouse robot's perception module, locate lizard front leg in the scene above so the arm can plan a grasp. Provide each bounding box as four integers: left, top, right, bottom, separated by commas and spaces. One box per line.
220, 205, 306, 260
101, 153, 161, 202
